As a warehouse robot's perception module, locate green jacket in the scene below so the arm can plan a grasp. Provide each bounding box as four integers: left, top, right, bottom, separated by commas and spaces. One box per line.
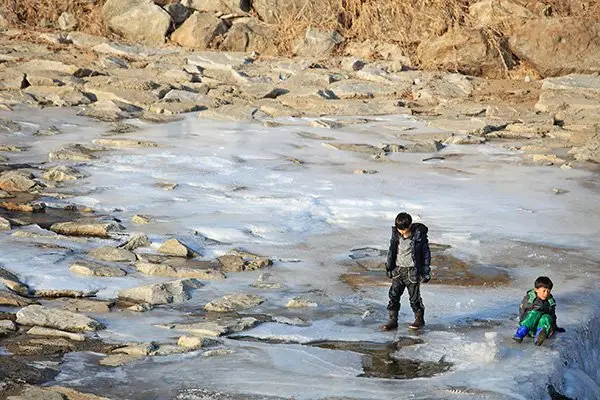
519, 289, 557, 328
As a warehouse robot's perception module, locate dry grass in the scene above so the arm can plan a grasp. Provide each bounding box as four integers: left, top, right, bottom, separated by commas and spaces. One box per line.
2, 0, 108, 36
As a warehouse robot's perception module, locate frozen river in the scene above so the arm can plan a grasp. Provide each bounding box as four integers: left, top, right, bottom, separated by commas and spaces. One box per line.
1, 108, 600, 399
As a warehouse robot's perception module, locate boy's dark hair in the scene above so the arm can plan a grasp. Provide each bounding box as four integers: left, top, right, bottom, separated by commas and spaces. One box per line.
534, 276, 553, 290
395, 212, 412, 230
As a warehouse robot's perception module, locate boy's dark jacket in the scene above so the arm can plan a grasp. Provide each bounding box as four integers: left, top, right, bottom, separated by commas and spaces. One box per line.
519, 289, 558, 328
386, 223, 431, 277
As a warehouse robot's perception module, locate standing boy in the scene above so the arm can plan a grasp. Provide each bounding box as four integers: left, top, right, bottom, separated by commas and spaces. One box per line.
382, 212, 431, 331
513, 276, 565, 345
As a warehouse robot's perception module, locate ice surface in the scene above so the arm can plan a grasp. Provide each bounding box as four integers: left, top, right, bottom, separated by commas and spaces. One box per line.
1, 108, 600, 399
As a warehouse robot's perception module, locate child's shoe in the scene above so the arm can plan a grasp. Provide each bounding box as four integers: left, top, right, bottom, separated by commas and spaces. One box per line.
534, 327, 547, 346
513, 326, 529, 343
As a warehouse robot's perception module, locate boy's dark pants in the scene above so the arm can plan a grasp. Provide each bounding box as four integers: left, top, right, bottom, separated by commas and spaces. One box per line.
387, 267, 424, 316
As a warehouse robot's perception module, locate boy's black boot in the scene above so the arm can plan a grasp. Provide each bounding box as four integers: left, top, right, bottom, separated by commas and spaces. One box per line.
534, 327, 548, 346
381, 310, 399, 331
408, 310, 425, 330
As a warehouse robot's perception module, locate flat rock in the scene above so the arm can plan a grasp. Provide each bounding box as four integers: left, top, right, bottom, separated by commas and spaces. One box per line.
61, 298, 113, 313
50, 219, 124, 238
16, 305, 105, 332
112, 342, 157, 356
428, 118, 509, 136
216, 255, 245, 272
92, 138, 158, 148
0, 201, 46, 213
68, 31, 110, 47
42, 166, 85, 182
85, 86, 159, 108
70, 260, 127, 277
163, 90, 210, 103
329, 80, 397, 99
158, 239, 197, 258
163, 317, 260, 337
78, 100, 136, 122
187, 52, 253, 71
119, 233, 151, 250
88, 246, 136, 263
149, 101, 206, 115
0, 267, 30, 296
286, 297, 318, 308
0, 171, 40, 192
197, 103, 260, 121
7, 387, 66, 400
25, 86, 91, 107
0, 290, 39, 307
322, 142, 385, 157
33, 289, 98, 298
0, 320, 17, 331
569, 132, 600, 163
43, 386, 111, 400
136, 262, 226, 280
99, 353, 143, 367
542, 74, 600, 93
204, 293, 265, 312
444, 135, 486, 145
131, 214, 152, 224
118, 278, 203, 305
48, 144, 98, 162
27, 326, 86, 341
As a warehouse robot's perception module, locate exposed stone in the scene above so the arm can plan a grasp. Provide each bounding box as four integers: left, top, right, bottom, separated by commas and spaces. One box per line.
469, 0, 532, 29
0, 319, 17, 331
0, 71, 28, 90
118, 278, 203, 305
251, 272, 283, 289
509, 19, 600, 77
25, 71, 83, 87
163, 90, 210, 103
444, 135, 487, 145
32, 289, 98, 298
286, 297, 318, 308
44, 386, 111, 400
293, 27, 343, 58
0, 171, 40, 192
119, 233, 151, 250
187, 51, 252, 71
217, 255, 245, 272
61, 298, 113, 313
50, 219, 124, 238
85, 86, 158, 109
177, 335, 209, 349
77, 100, 137, 122
245, 257, 273, 270
92, 138, 158, 148
27, 326, 85, 342
428, 117, 509, 136
171, 12, 229, 49
70, 260, 128, 277
99, 353, 143, 367
6, 387, 66, 400
403, 140, 445, 153
251, 0, 305, 23
58, 12, 78, 31
0, 290, 38, 307
204, 293, 265, 312
542, 74, 600, 93
323, 142, 385, 157
42, 166, 84, 182
163, 316, 259, 336
136, 262, 226, 280
220, 20, 277, 55
340, 57, 366, 72
181, 0, 251, 13
0, 266, 30, 296
67, 31, 110, 48
24, 86, 91, 107
158, 238, 197, 258
570, 132, 600, 164
16, 305, 105, 332
531, 153, 566, 165
102, 0, 172, 45
329, 80, 397, 99
165, 2, 191, 25
417, 28, 510, 78
0, 216, 11, 230
48, 144, 97, 161
112, 342, 157, 356
149, 101, 207, 115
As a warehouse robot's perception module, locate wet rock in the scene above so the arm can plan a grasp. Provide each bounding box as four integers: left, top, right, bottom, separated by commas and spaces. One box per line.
0, 290, 38, 307
44, 386, 112, 400
16, 305, 105, 332
216, 255, 245, 272
61, 298, 113, 313
78, 100, 137, 122
286, 297, 318, 308
0, 266, 30, 296
293, 27, 343, 58
165, 3, 191, 25
112, 342, 157, 356
0, 216, 11, 230
88, 246, 136, 263
92, 138, 158, 148
48, 144, 97, 162
99, 353, 143, 367
531, 153, 566, 165
428, 118, 508, 136
127, 302, 153, 312
0, 201, 46, 213
443, 135, 487, 145
272, 316, 311, 326
163, 316, 259, 337
322, 142, 385, 157
158, 238, 197, 258
0, 171, 40, 192
50, 219, 124, 238
118, 278, 203, 305
27, 326, 85, 342
187, 51, 252, 71
69, 260, 127, 277
119, 233, 151, 250
42, 166, 84, 182
509, 18, 600, 77
156, 181, 178, 190
204, 293, 265, 312
220, 20, 277, 54
245, 257, 272, 270
171, 11, 229, 49
177, 335, 209, 349
136, 262, 226, 280
102, 0, 171, 45
151, 343, 192, 356
7, 386, 66, 400
354, 169, 378, 175
403, 140, 445, 153
251, 272, 283, 289
33, 289, 98, 298
131, 214, 151, 224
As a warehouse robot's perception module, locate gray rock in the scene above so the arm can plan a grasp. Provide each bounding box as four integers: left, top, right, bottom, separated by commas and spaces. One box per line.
163, 89, 211, 103
403, 140, 445, 153
181, 0, 250, 13
0, 290, 39, 307
171, 11, 229, 49
329, 80, 397, 99
177, 335, 210, 349
220, 20, 277, 55
118, 278, 203, 305
0, 216, 10, 231
7, 387, 66, 400
78, 100, 136, 122
61, 298, 113, 313
0, 171, 40, 192
204, 293, 265, 312
70, 260, 127, 277
67, 31, 110, 48
136, 262, 226, 280
322, 142, 385, 157
25, 86, 91, 107
286, 297, 318, 308
27, 326, 85, 341
92, 138, 158, 148
48, 144, 97, 161
165, 3, 191, 25
88, 246, 136, 262
50, 219, 124, 238
340, 57, 366, 72
99, 353, 143, 367
58, 12, 78, 30
163, 316, 259, 336
158, 239, 197, 258
0, 320, 17, 331
102, 0, 172, 45
187, 51, 252, 71
542, 74, 600, 93
0, 266, 30, 296
444, 135, 487, 145
112, 342, 157, 356
293, 27, 343, 58
16, 305, 105, 332
32, 289, 98, 298
42, 166, 84, 182
119, 233, 151, 250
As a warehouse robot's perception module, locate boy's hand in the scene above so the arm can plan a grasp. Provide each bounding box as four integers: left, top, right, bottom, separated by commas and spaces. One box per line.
422, 274, 431, 283
386, 270, 393, 279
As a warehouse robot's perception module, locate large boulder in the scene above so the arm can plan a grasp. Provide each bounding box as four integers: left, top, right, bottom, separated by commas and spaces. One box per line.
293, 27, 344, 58
103, 0, 172, 45
417, 28, 511, 78
118, 278, 203, 305
220, 20, 277, 55
171, 12, 229, 49
16, 305, 105, 332
508, 18, 600, 77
